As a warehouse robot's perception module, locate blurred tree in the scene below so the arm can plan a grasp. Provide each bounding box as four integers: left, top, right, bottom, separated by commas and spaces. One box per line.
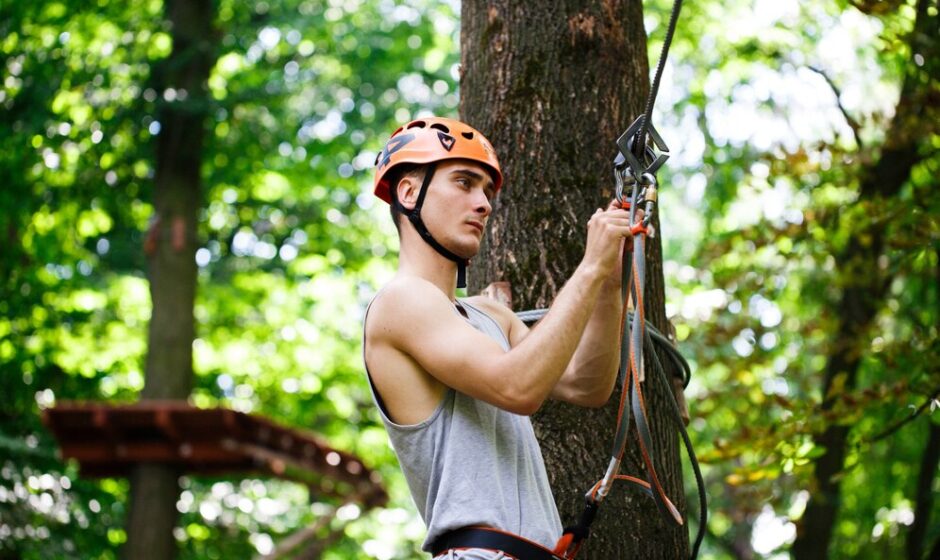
461, 0, 694, 558
791, 1, 939, 557
653, 0, 939, 557
1, 0, 460, 558
123, 0, 216, 558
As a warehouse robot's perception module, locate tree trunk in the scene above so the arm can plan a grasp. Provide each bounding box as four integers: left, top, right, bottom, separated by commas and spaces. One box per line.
791, 2, 938, 558
461, 2, 691, 557
908, 422, 940, 560
123, 1, 216, 558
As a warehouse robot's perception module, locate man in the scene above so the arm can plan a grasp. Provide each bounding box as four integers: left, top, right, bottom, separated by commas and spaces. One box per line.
363, 117, 634, 559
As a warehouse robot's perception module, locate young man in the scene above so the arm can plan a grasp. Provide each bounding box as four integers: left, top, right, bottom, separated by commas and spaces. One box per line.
363, 117, 633, 559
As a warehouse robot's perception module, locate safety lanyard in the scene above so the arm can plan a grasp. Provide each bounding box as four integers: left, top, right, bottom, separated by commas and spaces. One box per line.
552, 0, 708, 557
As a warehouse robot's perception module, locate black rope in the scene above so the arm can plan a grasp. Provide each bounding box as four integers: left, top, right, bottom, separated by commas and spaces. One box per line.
636, 0, 684, 149
647, 326, 707, 558
638, 5, 707, 552
619, 4, 708, 551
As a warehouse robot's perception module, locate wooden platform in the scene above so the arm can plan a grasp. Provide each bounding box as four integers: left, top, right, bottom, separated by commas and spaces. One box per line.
42, 401, 387, 508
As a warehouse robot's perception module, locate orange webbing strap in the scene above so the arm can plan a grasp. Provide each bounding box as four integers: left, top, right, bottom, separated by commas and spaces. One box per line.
554, 208, 683, 559
625, 234, 683, 524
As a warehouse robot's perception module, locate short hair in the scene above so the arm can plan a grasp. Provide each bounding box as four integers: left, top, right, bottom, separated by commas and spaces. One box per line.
387, 163, 428, 233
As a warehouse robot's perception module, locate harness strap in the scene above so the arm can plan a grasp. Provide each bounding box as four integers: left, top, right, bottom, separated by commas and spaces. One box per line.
554, 181, 706, 558
432, 527, 563, 560
552, 498, 598, 558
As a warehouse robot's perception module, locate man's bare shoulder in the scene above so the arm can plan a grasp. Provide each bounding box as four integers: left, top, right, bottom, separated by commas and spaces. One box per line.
367, 276, 453, 341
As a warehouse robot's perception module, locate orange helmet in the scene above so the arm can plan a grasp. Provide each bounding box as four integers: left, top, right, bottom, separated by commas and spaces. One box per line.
373, 116, 503, 204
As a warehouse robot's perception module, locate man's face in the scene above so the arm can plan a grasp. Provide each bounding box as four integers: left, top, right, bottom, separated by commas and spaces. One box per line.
416, 159, 496, 259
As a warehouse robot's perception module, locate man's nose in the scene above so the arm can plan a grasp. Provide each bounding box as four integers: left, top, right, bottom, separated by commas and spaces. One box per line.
474, 189, 492, 216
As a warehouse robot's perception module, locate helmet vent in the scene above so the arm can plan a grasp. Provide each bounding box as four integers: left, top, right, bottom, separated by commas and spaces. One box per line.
406, 121, 427, 129
429, 123, 450, 133
461, 131, 474, 140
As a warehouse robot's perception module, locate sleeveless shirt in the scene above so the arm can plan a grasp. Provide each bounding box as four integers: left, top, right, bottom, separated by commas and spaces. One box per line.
362, 297, 563, 552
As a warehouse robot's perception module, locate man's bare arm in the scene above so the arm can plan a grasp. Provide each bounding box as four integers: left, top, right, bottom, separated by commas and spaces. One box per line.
378, 207, 633, 415
492, 266, 623, 409
550, 204, 643, 407
549, 274, 623, 407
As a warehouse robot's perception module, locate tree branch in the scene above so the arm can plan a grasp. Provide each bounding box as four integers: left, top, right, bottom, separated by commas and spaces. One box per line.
862, 386, 940, 445
848, 0, 905, 16
807, 65, 864, 149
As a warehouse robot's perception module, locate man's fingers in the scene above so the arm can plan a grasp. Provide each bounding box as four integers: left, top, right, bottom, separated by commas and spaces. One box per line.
605, 218, 634, 227
601, 208, 631, 219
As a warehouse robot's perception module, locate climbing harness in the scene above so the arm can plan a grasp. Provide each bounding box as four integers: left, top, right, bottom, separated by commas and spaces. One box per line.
432, 527, 563, 560
557, 0, 708, 557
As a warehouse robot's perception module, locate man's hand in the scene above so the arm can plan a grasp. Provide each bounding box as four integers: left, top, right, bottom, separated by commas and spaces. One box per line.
583, 205, 632, 278
583, 200, 646, 283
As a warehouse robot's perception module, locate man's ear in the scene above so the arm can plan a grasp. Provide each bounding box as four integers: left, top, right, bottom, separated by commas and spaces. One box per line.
396, 175, 420, 211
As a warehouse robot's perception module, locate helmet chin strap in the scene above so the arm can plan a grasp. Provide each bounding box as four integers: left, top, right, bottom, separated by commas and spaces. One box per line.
395, 163, 471, 289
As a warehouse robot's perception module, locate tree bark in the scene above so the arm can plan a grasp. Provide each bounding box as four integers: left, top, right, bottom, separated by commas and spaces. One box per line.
461, 1, 691, 557
791, 2, 938, 558
123, 1, 216, 558
908, 422, 940, 560
929, 536, 940, 560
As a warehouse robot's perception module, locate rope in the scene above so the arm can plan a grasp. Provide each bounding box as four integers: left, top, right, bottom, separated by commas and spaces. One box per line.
614, 2, 709, 551
521, 192, 706, 560
636, 0, 684, 152
592, 189, 706, 559
515, 309, 691, 388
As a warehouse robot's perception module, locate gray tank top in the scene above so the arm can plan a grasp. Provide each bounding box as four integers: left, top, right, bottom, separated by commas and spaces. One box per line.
363, 298, 563, 552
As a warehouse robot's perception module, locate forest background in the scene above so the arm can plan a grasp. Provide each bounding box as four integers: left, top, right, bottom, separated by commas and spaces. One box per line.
1, 0, 937, 559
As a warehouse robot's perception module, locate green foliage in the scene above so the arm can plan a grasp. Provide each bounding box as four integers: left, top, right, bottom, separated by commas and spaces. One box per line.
650, 0, 939, 556
2, 0, 937, 558
2, 0, 459, 558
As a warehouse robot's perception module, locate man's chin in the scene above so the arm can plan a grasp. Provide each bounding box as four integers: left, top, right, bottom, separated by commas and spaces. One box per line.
454, 241, 481, 261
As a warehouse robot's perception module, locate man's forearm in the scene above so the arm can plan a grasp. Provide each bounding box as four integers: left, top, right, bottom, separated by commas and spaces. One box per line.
562, 279, 624, 404
494, 261, 610, 411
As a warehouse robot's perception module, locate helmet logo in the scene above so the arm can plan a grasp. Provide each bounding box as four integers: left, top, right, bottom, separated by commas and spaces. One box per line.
437, 132, 455, 152
377, 132, 416, 170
